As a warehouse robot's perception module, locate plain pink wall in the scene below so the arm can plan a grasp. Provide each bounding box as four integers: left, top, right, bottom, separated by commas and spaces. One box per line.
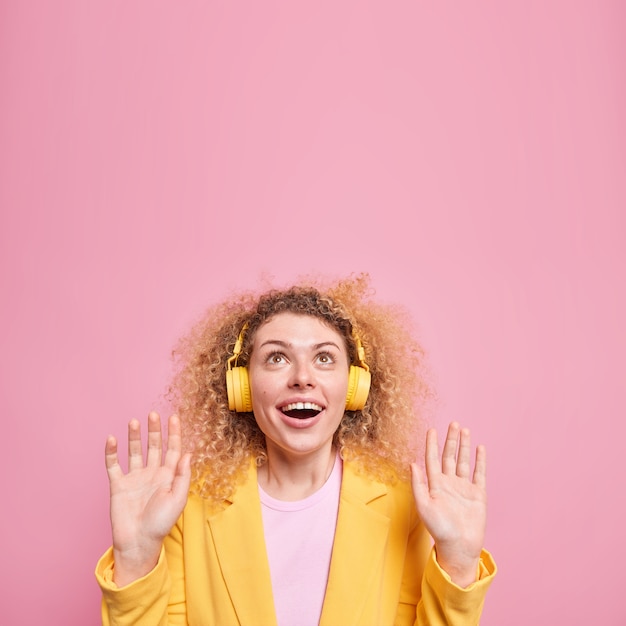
1, 2, 624, 624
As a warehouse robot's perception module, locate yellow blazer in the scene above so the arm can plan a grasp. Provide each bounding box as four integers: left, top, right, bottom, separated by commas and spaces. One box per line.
97, 460, 495, 626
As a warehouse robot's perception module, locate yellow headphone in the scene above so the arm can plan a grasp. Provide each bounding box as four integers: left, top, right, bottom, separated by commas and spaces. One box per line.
226, 322, 371, 412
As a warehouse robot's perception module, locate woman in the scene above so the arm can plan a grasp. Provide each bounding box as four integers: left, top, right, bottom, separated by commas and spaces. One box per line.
96, 275, 496, 625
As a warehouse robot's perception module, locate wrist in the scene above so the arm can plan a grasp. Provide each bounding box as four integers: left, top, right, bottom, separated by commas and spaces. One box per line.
112, 543, 162, 587
434, 546, 481, 588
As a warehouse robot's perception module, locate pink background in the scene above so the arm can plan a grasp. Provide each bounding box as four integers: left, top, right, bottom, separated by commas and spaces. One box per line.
1, 2, 624, 624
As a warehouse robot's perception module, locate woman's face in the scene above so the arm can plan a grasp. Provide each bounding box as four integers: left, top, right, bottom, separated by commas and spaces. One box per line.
248, 312, 350, 462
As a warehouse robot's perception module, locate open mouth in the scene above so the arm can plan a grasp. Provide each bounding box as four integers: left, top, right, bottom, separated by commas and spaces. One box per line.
281, 402, 323, 419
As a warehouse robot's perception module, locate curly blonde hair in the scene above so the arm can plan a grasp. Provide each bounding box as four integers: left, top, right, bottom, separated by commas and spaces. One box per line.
168, 273, 432, 505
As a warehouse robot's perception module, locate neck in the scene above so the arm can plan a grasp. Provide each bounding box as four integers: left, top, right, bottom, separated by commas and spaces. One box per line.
258, 444, 337, 501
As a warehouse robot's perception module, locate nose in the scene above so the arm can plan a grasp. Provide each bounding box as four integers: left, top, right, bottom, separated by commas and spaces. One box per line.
288, 359, 315, 389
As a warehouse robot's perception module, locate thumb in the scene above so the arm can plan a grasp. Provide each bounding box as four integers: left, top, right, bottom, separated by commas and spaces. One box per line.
171, 453, 192, 504
410, 462, 430, 509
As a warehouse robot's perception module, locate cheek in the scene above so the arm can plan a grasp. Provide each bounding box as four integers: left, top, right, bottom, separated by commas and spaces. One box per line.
334, 371, 350, 398
250, 373, 277, 409
249, 368, 268, 393
334, 386, 347, 404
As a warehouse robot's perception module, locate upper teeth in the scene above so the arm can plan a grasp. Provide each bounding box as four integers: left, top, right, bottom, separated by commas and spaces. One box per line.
282, 402, 323, 412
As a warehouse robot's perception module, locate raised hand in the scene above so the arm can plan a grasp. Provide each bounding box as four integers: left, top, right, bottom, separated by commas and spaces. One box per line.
105, 412, 191, 586
410, 422, 487, 588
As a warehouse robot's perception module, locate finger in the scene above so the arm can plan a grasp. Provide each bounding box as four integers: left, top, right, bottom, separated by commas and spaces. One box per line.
163, 414, 183, 471
104, 435, 124, 480
171, 452, 192, 505
410, 461, 426, 487
410, 462, 430, 504
127, 419, 144, 471
146, 411, 164, 468
424, 428, 441, 486
456, 427, 472, 479
441, 422, 460, 475
473, 444, 487, 489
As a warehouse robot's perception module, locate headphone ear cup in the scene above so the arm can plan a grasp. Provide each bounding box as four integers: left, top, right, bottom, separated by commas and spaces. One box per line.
345, 365, 371, 411
226, 366, 253, 412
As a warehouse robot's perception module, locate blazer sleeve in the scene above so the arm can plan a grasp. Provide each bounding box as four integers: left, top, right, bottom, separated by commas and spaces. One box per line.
95, 515, 187, 626
396, 503, 497, 626
416, 548, 497, 626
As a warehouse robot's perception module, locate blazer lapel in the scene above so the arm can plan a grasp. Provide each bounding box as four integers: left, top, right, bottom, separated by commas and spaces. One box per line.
207, 460, 278, 626
320, 462, 390, 626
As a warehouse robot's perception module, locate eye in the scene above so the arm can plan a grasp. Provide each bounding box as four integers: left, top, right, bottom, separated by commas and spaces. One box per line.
266, 351, 286, 365
316, 352, 335, 365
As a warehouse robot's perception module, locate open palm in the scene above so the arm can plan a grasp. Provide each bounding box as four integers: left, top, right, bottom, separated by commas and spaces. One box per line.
411, 422, 487, 587
105, 412, 191, 586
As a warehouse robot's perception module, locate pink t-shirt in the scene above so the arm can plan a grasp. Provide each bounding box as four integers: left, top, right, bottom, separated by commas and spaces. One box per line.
259, 456, 342, 626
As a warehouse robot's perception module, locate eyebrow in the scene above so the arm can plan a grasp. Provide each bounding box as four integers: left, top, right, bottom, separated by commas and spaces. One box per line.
258, 340, 342, 351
